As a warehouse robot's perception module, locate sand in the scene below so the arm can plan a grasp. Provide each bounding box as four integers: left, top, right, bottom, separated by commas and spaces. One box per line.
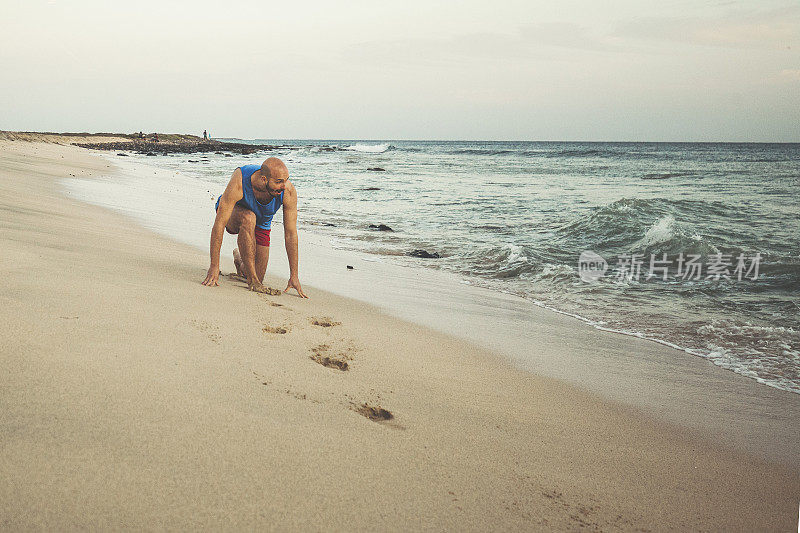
0, 131, 132, 144
0, 139, 798, 531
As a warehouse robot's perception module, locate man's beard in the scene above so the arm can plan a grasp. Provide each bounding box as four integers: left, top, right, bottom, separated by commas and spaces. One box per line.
265, 183, 280, 197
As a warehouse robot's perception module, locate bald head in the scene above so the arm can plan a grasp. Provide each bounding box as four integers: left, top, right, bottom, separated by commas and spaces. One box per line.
258, 157, 289, 197
261, 157, 289, 180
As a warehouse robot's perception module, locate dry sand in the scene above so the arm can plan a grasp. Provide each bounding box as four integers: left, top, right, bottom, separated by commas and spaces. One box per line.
0, 131, 132, 145
1, 139, 798, 531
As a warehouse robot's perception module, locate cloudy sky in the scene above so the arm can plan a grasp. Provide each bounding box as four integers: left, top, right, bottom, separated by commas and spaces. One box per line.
2, 0, 798, 141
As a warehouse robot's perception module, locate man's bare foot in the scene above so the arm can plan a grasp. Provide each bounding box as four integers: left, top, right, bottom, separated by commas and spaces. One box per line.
248, 279, 282, 296
233, 248, 244, 276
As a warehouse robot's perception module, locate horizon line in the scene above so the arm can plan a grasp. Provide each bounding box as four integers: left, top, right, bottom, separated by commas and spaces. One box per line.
3, 130, 799, 144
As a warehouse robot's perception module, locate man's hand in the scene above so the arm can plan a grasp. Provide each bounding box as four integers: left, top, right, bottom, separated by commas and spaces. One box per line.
202, 266, 220, 286
284, 276, 308, 298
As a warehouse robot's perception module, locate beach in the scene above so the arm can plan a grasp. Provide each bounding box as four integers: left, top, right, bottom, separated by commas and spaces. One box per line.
1, 138, 799, 530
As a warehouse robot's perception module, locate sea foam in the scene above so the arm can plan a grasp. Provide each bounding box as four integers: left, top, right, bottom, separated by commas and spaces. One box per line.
345, 143, 391, 153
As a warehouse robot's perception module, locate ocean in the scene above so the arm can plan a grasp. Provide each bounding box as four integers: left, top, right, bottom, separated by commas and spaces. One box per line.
65, 140, 800, 394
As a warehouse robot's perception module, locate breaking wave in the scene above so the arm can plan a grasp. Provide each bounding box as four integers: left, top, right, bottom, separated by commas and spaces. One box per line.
345, 143, 392, 153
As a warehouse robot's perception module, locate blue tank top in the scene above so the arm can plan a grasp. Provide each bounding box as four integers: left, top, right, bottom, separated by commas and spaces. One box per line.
216, 164, 284, 230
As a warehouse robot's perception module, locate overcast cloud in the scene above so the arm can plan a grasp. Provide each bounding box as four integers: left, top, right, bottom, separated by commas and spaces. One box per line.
1, 0, 797, 141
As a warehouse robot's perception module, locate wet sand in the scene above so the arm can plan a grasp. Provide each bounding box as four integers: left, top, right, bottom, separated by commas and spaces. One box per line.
0, 139, 798, 531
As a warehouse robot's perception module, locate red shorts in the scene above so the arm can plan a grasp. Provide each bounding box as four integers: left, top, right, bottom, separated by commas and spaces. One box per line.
254, 227, 271, 247
216, 200, 271, 246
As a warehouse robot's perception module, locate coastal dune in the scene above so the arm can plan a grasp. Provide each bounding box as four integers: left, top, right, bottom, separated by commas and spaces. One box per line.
0, 140, 798, 530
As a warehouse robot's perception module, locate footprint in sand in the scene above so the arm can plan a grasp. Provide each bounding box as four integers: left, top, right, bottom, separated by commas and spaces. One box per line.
263, 324, 290, 335
226, 273, 282, 296
190, 319, 221, 344
351, 402, 394, 422
252, 285, 282, 296
310, 316, 341, 327
251, 370, 322, 404
310, 344, 350, 371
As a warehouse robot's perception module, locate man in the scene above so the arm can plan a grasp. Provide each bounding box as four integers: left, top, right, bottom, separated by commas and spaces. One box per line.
202, 157, 308, 298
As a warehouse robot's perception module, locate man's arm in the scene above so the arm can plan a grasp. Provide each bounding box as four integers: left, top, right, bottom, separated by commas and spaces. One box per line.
202, 169, 243, 286
282, 182, 307, 298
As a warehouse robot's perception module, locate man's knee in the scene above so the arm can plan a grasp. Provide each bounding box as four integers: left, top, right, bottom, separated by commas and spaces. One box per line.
229, 208, 257, 234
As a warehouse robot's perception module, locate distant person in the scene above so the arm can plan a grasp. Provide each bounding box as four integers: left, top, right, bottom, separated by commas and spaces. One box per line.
153, 133, 159, 143
203, 130, 208, 140
202, 157, 307, 298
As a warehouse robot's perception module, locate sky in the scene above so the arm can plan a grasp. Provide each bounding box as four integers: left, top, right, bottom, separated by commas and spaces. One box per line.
1, 0, 798, 141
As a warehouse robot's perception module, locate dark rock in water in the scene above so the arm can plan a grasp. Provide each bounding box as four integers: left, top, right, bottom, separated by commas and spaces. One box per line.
322, 222, 335, 227
360, 187, 380, 191
408, 249, 440, 259
367, 167, 386, 172
188, 160, 199, 163
117, 153, 128, 156
346, 265, 354, 270
224, 153, 233, 157
215, 151, 224, 155
369, 224, 393, 232
146, 152, 156, 156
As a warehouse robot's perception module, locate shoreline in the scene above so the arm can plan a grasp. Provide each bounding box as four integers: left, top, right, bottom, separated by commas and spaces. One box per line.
62, 135, 800, 399
62, 144, 800, 469
1, 139, 798, 530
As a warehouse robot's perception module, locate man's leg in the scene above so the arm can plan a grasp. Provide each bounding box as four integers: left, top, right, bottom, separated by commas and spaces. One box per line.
236, 231, 259, 287
233, 242, 268, 281
233, 248, 244, 276
225, 206, 259, 286
225, 206, 279, 294
245, 240, 279, 294
255, 245, 270, 285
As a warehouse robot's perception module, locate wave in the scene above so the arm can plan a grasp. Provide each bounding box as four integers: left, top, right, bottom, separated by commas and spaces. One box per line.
633, 215, 679, 249
642, 172, 696, 180
737, 158, 792, 163
457, 242, 532, 279
526, 263, 576, 284
551, 198, 734, 258
442, 147, 660, 159
446, 149, 514, 156
548, 149, 668, 159
549, 148, 607, 158
445, 148, 614, 158
345, 143, 392, 153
